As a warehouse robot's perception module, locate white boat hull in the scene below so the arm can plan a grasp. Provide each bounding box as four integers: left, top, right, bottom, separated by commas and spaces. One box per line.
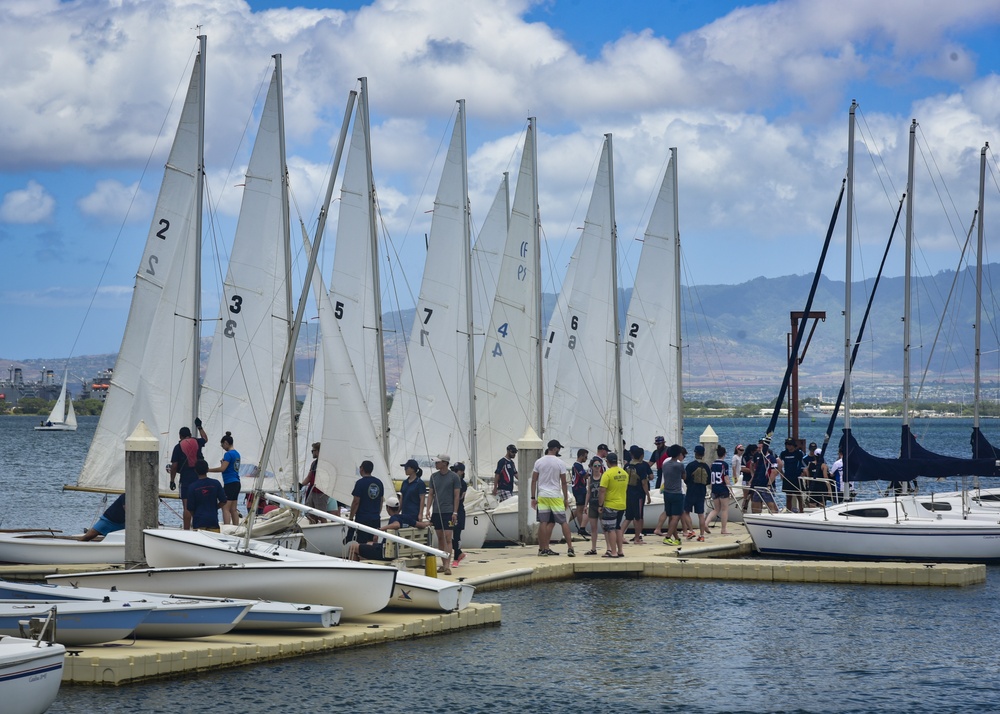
0, 636, 65, 714
33, 425, 76, 432
299, 522, 350, 557
142, 529, 472, 612
743, 504, 1000, 562
47, 560, 396, 618
0, 532, 125, 565
0, 600, 155, 646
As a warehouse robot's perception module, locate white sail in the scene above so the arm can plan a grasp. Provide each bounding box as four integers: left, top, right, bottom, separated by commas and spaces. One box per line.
65, 396, 78, 430
388, 104, 472, 467
471, 175, 510, 366
543, 138, 618, 452
199, 67, 293, 488
474, 123, 540, 478
77, 50, 204, 491
329, 92, 383, 439
44, 375, 68, 426
621, 152, 681, 445
310, 241, 395, 505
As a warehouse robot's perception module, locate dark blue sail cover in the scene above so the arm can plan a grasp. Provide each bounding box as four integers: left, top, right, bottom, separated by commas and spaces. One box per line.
972, 427, 1000, 460
840, 428, 1000, 482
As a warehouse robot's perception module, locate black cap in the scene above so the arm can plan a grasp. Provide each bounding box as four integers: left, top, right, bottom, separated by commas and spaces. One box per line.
606, 452, 619, 464
400, 458, 419, 469
452, 462, 466, 472
597, 443, 609, 451
547, 439, 563, 450
506, 444, 518, 453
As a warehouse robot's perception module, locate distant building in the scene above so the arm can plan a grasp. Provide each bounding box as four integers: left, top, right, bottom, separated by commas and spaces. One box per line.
0, 366, 62, 406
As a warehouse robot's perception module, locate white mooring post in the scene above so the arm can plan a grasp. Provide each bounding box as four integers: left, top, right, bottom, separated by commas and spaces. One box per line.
124, 420, 160, 567
517, 427, 544, 544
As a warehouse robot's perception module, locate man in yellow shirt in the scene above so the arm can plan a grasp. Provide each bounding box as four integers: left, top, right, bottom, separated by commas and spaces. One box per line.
598, 452, 629, 558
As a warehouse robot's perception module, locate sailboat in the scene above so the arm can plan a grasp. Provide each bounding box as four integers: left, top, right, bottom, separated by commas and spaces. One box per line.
743, 106, 1000, 562
33, 372, 77, 431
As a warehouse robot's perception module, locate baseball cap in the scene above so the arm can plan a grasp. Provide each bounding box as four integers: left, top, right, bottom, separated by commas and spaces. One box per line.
400, 458, 419, 470
694, 444, 705, 456
435, 454, 451, 463
506, 443, 518, 453
597, 443, 609, 451
547, 439, 563, 450
452, 462, 466, 472
606, 452, 619, 464
814, 448, 823, 456
385, 495, 400, 508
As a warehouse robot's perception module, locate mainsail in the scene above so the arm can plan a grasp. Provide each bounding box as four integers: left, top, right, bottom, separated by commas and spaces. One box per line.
471, 175, 510, 366
474, 120, 540, 478
199, 66, 293, 488
621, 150, 681, 446
76, 44, 205, 492
388, 102, 473, 467
543, 137, 618, 451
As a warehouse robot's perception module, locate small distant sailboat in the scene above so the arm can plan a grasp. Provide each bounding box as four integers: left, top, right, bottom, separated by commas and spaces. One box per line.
33, 373, 77, 432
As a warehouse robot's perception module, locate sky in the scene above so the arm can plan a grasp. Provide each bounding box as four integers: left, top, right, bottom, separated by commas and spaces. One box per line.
0, 0, 999, 360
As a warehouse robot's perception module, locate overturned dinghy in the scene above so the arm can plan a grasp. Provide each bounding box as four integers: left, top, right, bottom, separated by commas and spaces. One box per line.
47, 560, 396, 618
143, 528, 474, 613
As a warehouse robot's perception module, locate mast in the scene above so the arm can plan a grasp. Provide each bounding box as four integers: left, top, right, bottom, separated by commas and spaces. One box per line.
359, 77, 390, 465
844, 102, 856, 440
245, 90, 358, 546
274, 53, 299, 489
606, 134, 622, 450
192, 34, 206, 426
974, 143, 987, 429
530, 117, 543, 435
671, 147, 682, 444
902, 119, 916, 427
459, 100, 478, 477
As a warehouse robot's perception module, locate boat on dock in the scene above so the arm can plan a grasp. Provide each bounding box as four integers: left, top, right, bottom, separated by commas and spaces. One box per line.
0, 600, 156, 646
0, 531, 125, 565
0, 635, 65, 714
46, 560, 396, 618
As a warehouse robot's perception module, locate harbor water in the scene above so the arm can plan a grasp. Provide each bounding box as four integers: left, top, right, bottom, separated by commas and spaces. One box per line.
3, 415, 1000, 712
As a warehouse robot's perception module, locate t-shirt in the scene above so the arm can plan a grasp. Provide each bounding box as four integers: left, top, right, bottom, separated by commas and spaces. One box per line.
684, 460, 710, 493
399, 476, 426, 519
731, 455, 743, 483
495, 457, 517, 491
710, 459, 730, 486
571, 462, 588, 490
749, 452, 769, 487
779, 449, 804, 485
187, 478, 226, 529
220, 449, 241, 485
831, 458, 844, 492
625, 460, 652, 497
103, 494, 126, 524
661, 459, 684, 494
171, 437, 206, 484
599, 466, 629, 511
532, 454, 568, 499
352, 475, 384, 522
429, 469, 462, 515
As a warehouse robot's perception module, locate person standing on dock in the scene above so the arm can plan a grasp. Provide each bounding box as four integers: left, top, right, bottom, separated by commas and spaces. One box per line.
683, 445, 710, 541
530, 439, 575, 557
778, 438, 806, 513
598, 451, 628, 557
493, 444, 518, 501
187, 459, 227, 532
650, 435, 667, 489
655, 444, 685, 544
427, 454, 461, 574
168, 419, 208, 530
349, 460, 385, 545
623, 444, 651, 544
451, 462, 469, 566
206, 432, 241, 526
571, 448, 590, 538
706, 445, 732, 535
399, 459, 429, 528
583, 455, 605, 554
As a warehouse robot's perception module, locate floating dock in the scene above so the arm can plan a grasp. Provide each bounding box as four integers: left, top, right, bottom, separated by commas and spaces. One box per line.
0, 522, 985, 685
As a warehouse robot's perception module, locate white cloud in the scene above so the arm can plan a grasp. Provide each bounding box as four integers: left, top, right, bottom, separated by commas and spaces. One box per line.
77, 179, 151, 223
0, 180, 55, 223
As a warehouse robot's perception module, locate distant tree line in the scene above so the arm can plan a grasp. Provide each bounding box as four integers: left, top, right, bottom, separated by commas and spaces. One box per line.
0, 397, 104, 416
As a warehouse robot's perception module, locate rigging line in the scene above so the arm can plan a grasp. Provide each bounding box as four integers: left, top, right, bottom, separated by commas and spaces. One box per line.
65, 40, 202, 363
856, 106, 904, 213
915, 127, 966, 251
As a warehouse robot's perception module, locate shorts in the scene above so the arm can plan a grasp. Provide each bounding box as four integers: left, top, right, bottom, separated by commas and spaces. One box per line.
496, 489, 514, 502
350, 517, 381, 544
224, 481, 241, 501
573, 487, 587, 507
600, 507, 624, 533
92, 515, 125, 536
305, 488, 330, 512
537, 508, 568, 524
588, 501, 600, 520
624, 494, 645, 520
399, 513, 421, 527
663, 492, 684, 517
710, 483, 730, 499
358, 542, 388, 560
430, 513, 455, 530
781, 477, 800, 494
684, 491, 706, 514
751, 488, 776, 503
536, 496, 565, 514
179, 478, 196, 502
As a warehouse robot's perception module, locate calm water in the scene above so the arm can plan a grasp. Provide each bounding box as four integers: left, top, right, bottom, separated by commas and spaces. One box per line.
3, 415, 1000, 712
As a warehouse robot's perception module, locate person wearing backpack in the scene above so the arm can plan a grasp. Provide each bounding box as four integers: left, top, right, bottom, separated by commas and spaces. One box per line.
623, 444, 652, 544
168, 418, 208, 530
683, 444, 711, 541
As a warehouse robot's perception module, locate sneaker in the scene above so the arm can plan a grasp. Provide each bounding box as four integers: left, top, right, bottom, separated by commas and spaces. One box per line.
696, 535, 705, 542
663, 537, 681, 546
578, 529, 591, 538
454, 553, 467, 564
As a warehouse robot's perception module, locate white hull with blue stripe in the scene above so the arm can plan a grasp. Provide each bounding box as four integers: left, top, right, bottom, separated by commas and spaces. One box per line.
0, 636, 65, 714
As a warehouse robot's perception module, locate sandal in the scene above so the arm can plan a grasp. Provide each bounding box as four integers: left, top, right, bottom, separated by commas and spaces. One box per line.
616, 553, 626, 558
567, 548, 576, 557
585, 549, 598, 555
601, 552, 614, 558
